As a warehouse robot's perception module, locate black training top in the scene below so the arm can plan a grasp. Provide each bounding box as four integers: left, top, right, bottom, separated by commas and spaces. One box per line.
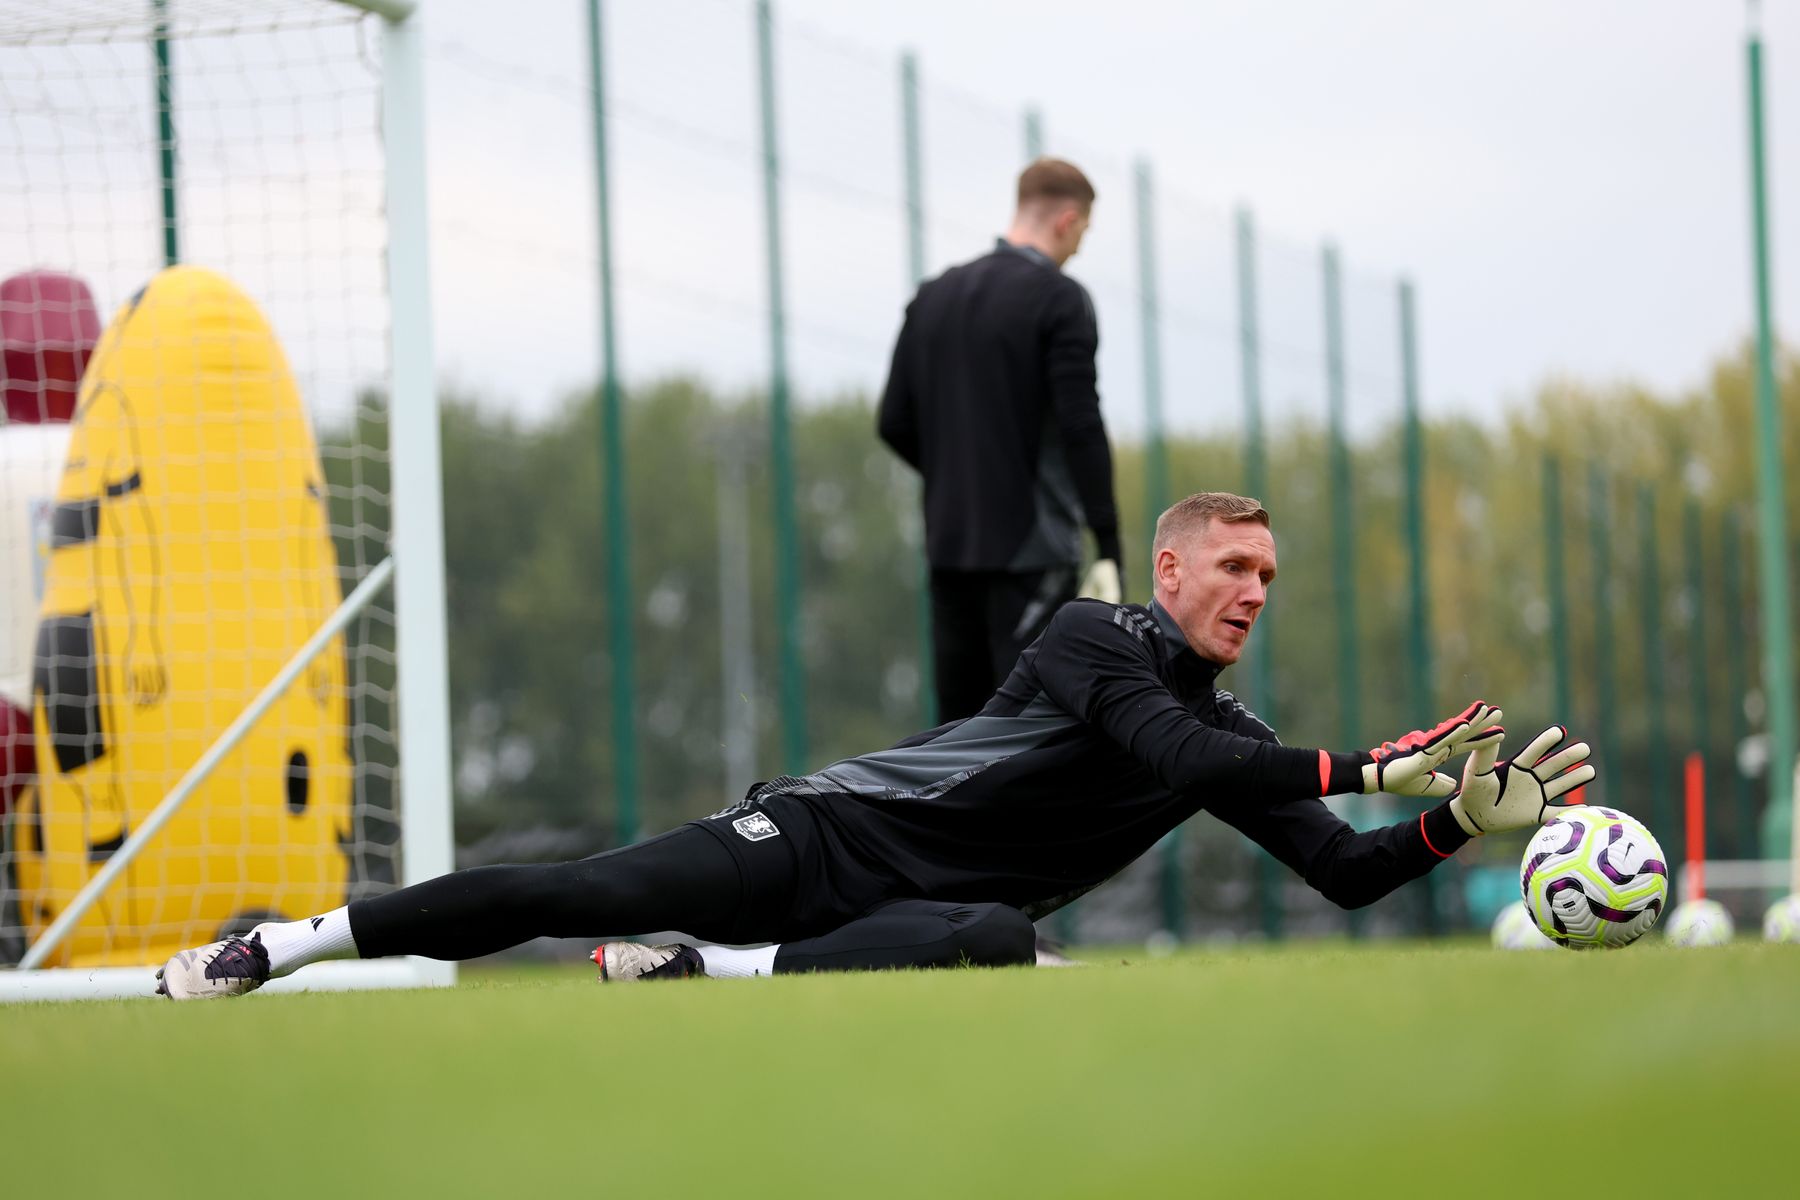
878, 239, 1122, 574
757, 599, 1470, 918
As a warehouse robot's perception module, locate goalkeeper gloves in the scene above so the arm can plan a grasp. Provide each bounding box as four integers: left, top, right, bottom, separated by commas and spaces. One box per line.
1358, 700, 1503, 800
1449, 724, 1595, 835
1078, 558, 1122, 605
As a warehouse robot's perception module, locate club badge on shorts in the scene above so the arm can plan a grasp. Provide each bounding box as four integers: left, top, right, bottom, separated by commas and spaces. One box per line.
733, 812, 781, 842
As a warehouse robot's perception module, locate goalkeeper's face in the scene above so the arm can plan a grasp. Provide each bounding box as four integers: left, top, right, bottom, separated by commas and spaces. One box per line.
1161, 520, 1277, 666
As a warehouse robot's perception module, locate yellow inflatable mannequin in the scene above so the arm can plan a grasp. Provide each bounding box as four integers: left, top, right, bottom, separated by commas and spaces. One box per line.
20, 265, 353, 966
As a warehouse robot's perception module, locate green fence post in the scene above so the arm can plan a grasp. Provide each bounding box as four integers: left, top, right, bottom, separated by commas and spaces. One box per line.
1589, 468, 1620, 798
1400, 282, 1434, 723
1745, 25, 1795, 871
153, 0, 177, 266
1323, 245, 1369, 936
754, 0, 807, 774
1237, 210, 1271, 711
1544, 455, 1573, 723
1135, 159, 1180, 938
1396, 276, 1439, 933
586, 0, 638, 843
1639, 483, 1672, 858
1723, 511, 1755, 856
1323, 246, 1359, 755
1024, 108, 1043, 160
1236, 208, 1282, 940
898, 52, 935, 730
1684, 497, 1711, 836
1137, 162, 1169, 575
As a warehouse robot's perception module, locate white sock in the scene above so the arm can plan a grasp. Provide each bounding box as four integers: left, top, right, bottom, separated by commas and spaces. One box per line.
695, 943, 779, 979
251, 907, 359, 978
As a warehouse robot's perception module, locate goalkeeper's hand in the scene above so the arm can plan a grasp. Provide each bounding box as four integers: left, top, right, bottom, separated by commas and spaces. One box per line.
1358, 700, 1504, 800
1078, 558, 1122, 605
1449, 724, 1595, 835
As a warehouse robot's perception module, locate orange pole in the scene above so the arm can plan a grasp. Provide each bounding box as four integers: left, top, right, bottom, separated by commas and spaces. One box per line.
1684, 751, 1706, 902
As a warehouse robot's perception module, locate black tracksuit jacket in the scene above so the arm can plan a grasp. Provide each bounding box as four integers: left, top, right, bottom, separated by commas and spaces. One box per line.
878, 240, 1122, 573
760, 599, 1471, 917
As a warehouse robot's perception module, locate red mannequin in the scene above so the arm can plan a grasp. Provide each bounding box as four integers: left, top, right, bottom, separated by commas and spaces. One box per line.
1, 269, 100, 816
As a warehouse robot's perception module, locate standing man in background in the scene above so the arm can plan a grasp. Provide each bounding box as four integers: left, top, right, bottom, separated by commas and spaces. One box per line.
879, 157, 1122, 723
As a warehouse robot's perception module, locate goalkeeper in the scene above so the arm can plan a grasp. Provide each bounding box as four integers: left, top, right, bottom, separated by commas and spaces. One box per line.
157, 492, 1592, 997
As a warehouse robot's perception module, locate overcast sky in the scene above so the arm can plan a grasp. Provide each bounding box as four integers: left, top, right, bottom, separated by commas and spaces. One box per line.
808, 0, 1799, 404
11, 2, 1787, 439
413, 0, 1800, 439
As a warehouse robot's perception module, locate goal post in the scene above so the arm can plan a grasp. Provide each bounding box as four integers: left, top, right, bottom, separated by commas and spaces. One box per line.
0, 0, 453, 999
379, 0, 457, 990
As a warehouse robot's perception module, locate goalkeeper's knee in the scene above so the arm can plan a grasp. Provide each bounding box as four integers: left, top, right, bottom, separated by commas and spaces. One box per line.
953, 903, 1036, 967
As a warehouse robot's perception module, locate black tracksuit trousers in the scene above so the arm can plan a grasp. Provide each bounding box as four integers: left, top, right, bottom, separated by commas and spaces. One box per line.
929, 564, 1077, 722
348, 824, 1037, 974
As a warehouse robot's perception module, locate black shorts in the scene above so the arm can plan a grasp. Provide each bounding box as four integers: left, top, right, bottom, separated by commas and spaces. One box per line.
689, 791, 910, 943
32, 613, 105, 773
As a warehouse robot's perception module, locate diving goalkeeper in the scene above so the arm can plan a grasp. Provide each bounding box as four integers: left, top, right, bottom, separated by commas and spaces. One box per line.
157, 491, 1593, 997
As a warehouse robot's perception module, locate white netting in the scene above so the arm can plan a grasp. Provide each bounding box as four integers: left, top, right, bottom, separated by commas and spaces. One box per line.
0, 0, 365, 48
0, 0, 400, 966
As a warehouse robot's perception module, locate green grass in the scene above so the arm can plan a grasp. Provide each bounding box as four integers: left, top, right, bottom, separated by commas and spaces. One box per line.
5, 943, 1796, 1198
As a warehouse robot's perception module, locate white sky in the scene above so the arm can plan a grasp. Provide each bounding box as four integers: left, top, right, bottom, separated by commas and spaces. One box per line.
4, 1, 1795, 440
817, 0, 1800, 407
414, 0, 1800, 439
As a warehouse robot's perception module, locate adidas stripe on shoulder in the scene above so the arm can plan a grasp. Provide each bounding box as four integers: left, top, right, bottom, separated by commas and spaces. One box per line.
1109, 605, 1158, 645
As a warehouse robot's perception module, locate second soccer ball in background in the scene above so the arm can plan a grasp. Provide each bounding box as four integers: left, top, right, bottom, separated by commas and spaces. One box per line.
1763, 895, 1800, 943
1491, 900, 1557, 950
1663, 898, 1734, 946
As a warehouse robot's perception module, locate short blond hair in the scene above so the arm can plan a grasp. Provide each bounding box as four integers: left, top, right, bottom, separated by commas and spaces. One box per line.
1152, 492, 1270, 553
1017, 157, 1095, 212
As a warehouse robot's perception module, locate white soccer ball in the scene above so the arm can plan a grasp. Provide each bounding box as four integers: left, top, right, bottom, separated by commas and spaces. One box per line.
1763, 894, 1800, 943
1519, 805, 1667, 949
1490, 900, 1556, 950
1663, 898, 1735, 947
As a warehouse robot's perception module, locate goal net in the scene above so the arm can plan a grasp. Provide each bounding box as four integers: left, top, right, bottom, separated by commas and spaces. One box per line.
0, 0, 450, 999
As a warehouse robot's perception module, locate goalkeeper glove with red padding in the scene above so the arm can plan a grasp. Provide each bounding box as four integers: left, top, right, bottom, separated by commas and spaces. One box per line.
1355, 700, 1503, 800
1448, 724, 1595, 835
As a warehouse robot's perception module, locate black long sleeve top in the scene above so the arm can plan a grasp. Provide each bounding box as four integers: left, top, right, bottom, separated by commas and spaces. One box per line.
759, 599, 1470, 917
877, 239, 1122, 573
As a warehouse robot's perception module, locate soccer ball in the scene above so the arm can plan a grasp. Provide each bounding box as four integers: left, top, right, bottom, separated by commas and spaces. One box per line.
1520, 806, 1667, 949
1490, 900, 1556, 950
1764, 895, 1800, 943
1663, 898, 1734, 947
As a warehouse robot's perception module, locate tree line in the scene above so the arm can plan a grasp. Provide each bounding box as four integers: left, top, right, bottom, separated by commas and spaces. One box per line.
321, 344, 1797, 925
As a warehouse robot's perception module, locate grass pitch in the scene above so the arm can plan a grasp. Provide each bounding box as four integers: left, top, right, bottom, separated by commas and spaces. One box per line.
5, 942, 1794, 1198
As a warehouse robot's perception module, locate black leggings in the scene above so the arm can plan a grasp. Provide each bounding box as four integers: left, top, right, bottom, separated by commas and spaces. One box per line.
773, 898, 1036, 973
348, 825, 1037, 973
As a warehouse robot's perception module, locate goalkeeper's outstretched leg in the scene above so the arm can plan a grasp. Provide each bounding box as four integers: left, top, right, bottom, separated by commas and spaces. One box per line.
157, 810, 1038, 998
160, 823, 747, 998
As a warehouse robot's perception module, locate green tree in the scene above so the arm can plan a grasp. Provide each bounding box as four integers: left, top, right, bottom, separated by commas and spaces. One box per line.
318, 340, 1796, 930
